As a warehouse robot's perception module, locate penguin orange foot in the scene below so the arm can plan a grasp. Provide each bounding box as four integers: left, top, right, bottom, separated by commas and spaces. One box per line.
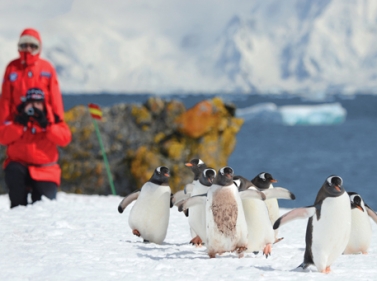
190, 235, 203, 246
263, 244, 272, 258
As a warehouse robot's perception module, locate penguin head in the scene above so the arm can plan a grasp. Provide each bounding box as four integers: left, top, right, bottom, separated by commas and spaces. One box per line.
324, 175, 344, 196
347, 192, 365, 212
215, 166, 234, 186
251, 172, 277, 190
150, 166, 170, 185
185, 158, 207, 180
199, 168, 216, 187
233, 175, 253, 191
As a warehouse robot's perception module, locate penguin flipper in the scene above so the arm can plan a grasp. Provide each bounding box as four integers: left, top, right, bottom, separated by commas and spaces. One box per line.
262, 187, 296, 200
118, 191, 140, 213
177, 194, 206, 212
239, 189, 266, 200
365, 204, 377, 224
184, 183, 195, 195
171, 190, 190, 206
273, 206, 316, 230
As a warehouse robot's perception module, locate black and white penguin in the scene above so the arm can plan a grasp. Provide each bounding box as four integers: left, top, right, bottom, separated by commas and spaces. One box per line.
344, 192, 377, 254
251, 172, 282, 242
273, 175, 351, 273
187, 168, 217, 246
178, 166, 265, 258
233, 175, 295, 257
117, 166, 172, 244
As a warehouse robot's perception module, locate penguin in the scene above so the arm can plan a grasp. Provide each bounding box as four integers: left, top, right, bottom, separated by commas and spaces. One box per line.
117, 166, 172, 244
273, 175, 351, 274
177, 158, 208, 243
187, 168, 217, 246
233, 175, 295, 257
178, 166, 265, 258
250, 172, 282, 243
343, 192, 377, 254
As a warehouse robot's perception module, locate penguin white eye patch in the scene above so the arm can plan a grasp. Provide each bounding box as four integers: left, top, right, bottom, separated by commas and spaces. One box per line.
156, 166, 169, 174
203, 169, 216, 177
259, 173, 266, 181
327, 176, 343, 186
220, 166, 233, 175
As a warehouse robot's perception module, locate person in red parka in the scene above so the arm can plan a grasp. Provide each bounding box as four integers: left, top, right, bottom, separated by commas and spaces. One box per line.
0, 28, 72, 208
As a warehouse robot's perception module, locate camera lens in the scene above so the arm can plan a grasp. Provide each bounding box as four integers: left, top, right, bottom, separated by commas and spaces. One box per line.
26, 107, 34, 116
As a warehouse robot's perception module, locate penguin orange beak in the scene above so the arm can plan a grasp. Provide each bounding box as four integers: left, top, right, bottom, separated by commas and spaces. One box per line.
356, 205, 364, 212
185, 163, 193, 167
164, 173, 170, 177
270, 179, 277, 183
208, 177, 214, 183
334, 185, 341, 192
226, 174, 232, 179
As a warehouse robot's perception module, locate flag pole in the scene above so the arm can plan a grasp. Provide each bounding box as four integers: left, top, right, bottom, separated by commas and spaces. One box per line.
88, 104, 116, 195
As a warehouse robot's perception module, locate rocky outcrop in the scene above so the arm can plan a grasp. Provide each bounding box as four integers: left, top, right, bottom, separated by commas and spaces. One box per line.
0, 97, 244, 196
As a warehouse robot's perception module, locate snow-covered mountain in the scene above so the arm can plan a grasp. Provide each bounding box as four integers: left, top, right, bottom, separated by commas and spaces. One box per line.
1, 0, 377, 97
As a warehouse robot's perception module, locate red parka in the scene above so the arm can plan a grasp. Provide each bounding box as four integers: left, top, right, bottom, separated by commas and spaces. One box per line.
0, 28, 71, 185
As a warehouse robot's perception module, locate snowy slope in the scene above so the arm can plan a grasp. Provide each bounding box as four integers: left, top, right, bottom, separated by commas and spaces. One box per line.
1, 193, 376, 280
1, 0, 377, 96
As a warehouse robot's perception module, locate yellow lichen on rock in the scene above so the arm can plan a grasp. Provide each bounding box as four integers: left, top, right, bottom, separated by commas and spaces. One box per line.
130, 146, 161, 188
131, 105, 152, 125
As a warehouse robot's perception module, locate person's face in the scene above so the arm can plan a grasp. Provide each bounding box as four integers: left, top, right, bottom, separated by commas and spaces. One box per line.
18, 43, 39, 55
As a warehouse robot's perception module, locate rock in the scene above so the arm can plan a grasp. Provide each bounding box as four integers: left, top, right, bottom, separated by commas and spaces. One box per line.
0, 97, 244, 196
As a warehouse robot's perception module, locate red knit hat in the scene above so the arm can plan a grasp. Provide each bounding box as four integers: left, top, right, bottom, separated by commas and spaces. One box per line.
18, 28, 41, 55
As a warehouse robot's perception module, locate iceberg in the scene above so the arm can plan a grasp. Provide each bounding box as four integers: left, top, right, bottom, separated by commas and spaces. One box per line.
236, 102, 347, 125
279, 103, 347, 126
235, 103, 282, 123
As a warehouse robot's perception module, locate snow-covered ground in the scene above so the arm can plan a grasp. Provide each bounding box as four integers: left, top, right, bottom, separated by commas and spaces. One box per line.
1, 193, 376, 281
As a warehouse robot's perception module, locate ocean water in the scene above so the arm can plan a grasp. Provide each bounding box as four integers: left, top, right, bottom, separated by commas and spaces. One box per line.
63, 93, 377, 210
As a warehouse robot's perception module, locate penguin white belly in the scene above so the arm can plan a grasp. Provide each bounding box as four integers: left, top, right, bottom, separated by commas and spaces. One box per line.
242, 196, 274, 252
265, 197, 279, 239
128, 183, 171, 244
344, 206, 372, 254
206, 185, 248, 256
188, 183, 209, 241
311, 193, 351, 271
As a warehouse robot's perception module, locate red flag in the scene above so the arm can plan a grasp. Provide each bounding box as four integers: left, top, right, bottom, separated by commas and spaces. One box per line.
88, 103, 102, 120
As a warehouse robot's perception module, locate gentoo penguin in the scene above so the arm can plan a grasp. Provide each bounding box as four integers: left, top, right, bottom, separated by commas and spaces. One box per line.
178, 166, 265, 258
233, 175, 295, 257
117, 166, 172, 244
179, 159, 207, 243
343, 192, 377, 254
250, 172, 282, 243
187, 168, 217, 246
273, 175, 351, 273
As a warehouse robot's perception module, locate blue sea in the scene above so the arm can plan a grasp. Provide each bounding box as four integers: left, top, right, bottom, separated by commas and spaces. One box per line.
63, 93, 377, 210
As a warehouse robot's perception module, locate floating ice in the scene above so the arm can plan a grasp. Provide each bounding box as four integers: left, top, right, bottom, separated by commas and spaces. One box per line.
235, 103, 282, 123
279, 103, 347, 125
236, 102, 347, 125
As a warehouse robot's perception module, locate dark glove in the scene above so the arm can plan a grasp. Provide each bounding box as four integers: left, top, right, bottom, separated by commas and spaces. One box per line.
14, 111, 29, 126
32, 107, 48, 128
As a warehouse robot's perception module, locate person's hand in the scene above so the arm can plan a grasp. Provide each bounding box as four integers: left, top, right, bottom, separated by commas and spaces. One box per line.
14, 111, 29, 126
32, 107, 48, 128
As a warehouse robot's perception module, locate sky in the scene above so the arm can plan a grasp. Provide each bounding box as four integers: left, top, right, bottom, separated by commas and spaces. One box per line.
1, 192, 376, 280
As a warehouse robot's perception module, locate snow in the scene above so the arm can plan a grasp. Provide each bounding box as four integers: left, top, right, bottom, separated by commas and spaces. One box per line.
1, 0, 377, 96
1, 193, 376, 280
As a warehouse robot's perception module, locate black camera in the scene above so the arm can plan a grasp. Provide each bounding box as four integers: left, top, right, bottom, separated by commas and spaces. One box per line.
26, 107, 35, 116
